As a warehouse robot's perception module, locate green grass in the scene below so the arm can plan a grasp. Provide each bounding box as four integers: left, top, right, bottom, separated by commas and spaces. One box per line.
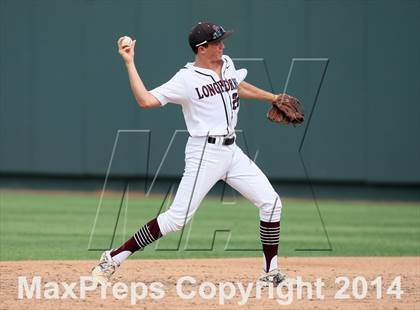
0, 190, 419, 260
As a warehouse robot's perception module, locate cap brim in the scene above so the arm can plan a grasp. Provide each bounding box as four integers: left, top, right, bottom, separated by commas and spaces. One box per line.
212, 30, 233, 43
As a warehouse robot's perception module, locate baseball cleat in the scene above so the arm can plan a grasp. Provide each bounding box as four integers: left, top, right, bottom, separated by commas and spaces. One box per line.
91, 250, 119, 286
257, 268, 287, 287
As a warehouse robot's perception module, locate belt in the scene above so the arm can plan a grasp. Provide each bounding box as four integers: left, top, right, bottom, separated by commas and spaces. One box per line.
207, 136, 235, 146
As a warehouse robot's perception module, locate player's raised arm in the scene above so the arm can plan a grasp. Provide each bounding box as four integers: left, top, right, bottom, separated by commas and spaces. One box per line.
237, 81, 276, 103
117, 36, 161, 109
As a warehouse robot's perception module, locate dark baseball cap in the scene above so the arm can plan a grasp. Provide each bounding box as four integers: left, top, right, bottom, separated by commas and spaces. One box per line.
188, 22, 233, 49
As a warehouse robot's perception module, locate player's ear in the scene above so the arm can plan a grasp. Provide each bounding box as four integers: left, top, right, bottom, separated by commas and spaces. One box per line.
197, 44, 208, 54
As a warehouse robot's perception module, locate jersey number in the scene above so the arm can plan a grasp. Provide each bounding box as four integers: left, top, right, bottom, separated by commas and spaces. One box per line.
232, 93, 240, 110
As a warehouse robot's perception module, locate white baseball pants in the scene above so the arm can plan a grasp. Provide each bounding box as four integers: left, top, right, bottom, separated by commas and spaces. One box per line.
157, 136, 282, 235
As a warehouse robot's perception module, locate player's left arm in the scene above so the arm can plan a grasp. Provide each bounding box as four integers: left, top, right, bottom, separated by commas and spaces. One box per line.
237, 81, 276, 104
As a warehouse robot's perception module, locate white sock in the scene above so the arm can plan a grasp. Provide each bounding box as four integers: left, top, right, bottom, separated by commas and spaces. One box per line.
111, 250, 131, 265
263, 253, 278, 272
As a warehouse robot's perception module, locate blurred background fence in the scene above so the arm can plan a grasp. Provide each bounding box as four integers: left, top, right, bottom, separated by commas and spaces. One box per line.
1, 0, 419, 200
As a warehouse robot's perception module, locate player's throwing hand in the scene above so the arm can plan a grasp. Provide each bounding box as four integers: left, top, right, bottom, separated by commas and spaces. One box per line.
117, 36, 136, 65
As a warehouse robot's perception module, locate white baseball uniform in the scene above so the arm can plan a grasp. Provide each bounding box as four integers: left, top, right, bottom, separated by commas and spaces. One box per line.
92, 29, 283, 282
150, 55, 282, 237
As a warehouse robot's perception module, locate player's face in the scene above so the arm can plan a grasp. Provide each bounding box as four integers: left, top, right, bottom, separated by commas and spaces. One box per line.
205, 40, 225, 61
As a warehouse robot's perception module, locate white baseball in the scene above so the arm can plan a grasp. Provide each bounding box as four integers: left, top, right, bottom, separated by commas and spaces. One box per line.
121, 36, 133, 48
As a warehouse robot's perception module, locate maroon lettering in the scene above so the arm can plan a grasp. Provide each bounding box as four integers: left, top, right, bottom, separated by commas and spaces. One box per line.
195, 78, 241, 100
224, 80, 230, 91
218, 80, 224, 92
202, 85, 210, 97
195, 87, 204, 99
207, 84, 216, 96
214, 82, 222, 93
228, 79, 235, 91
232, 78, 238, 89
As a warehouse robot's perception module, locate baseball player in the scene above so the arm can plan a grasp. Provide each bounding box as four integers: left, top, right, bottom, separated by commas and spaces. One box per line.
92, 22, 302, 287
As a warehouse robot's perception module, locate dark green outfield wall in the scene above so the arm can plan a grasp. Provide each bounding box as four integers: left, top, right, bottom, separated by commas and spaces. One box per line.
1, 0, 419, 184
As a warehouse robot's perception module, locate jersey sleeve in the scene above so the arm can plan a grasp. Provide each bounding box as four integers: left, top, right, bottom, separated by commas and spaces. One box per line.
149, 70, 186, 106
223, 55, 248, 83
235, 68, 248, 83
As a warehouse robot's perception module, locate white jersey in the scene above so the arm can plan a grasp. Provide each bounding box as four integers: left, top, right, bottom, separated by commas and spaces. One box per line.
150, 55, 247, 137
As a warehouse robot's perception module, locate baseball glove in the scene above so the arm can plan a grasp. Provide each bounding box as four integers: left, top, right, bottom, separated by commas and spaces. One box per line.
267, 94, 304, 125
